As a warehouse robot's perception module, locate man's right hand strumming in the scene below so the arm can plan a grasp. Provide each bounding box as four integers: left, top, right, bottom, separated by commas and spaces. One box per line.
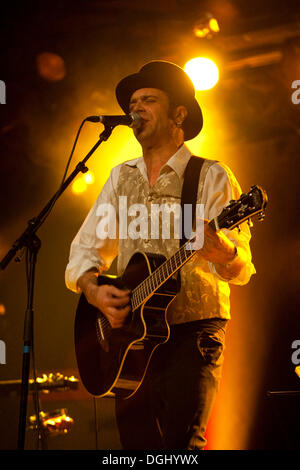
77, 270, 131, 329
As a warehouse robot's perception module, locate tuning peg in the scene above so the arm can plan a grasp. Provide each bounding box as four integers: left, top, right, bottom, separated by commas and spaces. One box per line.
258, 213, 265, 221
247, 218, 253, 227
236, 225, 241, 232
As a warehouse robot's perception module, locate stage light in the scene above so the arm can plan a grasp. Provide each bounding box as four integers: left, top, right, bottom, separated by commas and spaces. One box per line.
71, 171, 95, 194
36, 52, 66, 82
193, 14, 220, 39
84, 171, 95, 185
184, 58, 219, 90
208, 18, 220, 33
29, 408, 74, 435
72, 178, 87, 194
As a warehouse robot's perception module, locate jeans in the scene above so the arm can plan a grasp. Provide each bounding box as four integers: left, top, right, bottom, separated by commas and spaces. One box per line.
115, 318, 227, 450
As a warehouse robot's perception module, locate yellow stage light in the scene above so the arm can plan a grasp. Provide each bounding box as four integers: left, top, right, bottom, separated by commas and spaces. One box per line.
71, 171, 95, 195
184, 57, 219, 91
72, 178, 87, 194
193, 15, 220, 38
209, 18, 220, 33
84, 171, 95, 185
194, 27, 210, 38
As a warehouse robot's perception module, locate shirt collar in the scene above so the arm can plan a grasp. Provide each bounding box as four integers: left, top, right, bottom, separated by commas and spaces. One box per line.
164, 144, 192, 178
124, 144, 192, 179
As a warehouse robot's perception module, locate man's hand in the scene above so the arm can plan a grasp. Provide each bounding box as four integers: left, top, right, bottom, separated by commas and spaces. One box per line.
199, 220, 236, 266
89, 284, 131, 329
197, 220, 245, 280
77, 270, 131, 328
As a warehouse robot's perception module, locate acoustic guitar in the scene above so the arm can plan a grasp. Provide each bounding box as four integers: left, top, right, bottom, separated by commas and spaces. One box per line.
74, 185, 267, 399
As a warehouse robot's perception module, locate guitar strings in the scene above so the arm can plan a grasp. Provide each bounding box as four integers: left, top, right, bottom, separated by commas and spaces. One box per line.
132, 242, 195, 308
131, 237, 196, 311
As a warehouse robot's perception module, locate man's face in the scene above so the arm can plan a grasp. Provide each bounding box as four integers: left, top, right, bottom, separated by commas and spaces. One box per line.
129, 88, 174, 145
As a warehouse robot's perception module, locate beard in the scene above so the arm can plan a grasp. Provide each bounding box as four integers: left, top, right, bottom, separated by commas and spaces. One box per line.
133, 118, 175, 146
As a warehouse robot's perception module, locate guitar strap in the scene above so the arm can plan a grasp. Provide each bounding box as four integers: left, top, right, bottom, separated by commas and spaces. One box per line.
180, 155, 217, 246
180, 155, 204, 247
176, 155, 216, 291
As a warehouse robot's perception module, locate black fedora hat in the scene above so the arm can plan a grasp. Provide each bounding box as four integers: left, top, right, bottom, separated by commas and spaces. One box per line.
115, 61, 203, 141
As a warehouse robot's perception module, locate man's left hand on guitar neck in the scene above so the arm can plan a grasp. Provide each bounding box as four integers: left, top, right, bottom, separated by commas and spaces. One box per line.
197, 220, 246, 281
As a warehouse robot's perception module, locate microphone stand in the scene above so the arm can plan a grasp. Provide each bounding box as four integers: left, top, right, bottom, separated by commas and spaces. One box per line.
0, 124, 115, 450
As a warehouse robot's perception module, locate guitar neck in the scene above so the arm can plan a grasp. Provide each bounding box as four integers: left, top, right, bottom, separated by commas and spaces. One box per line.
131, 219, 217, 311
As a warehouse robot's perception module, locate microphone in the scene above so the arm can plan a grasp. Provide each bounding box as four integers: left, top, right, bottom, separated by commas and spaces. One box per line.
86, 112, 141, 128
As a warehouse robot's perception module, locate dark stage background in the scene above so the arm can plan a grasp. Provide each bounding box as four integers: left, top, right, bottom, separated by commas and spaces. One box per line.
0, 0, 299, 450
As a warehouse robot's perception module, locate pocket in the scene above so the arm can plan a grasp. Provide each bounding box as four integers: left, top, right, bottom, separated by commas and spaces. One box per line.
196, 331, 225, 365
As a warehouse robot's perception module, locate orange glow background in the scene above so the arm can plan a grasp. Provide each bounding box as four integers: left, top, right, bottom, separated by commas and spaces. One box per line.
0, 0, 299, 451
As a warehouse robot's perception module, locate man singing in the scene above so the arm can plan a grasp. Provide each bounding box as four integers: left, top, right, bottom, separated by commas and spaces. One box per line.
65, 61, 255, 449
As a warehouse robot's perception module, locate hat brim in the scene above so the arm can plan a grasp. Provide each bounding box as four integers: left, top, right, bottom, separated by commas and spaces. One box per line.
116, 69, 203, 141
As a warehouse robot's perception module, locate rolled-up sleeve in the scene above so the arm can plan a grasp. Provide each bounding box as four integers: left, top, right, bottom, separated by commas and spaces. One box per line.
202, 162, 256, 286
65, 166, 120, 293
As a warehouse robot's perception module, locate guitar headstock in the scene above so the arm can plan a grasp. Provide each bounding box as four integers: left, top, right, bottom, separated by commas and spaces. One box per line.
214, 185, 268, 231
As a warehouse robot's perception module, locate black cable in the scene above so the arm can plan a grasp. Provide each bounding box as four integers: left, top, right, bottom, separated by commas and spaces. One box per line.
34, 118, 89, 231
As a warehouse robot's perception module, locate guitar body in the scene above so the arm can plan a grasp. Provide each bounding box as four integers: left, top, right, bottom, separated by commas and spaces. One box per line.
74, 252, 178, 399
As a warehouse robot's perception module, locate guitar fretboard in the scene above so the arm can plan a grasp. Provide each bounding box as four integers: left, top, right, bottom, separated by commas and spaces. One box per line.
131, 238, 197, 311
